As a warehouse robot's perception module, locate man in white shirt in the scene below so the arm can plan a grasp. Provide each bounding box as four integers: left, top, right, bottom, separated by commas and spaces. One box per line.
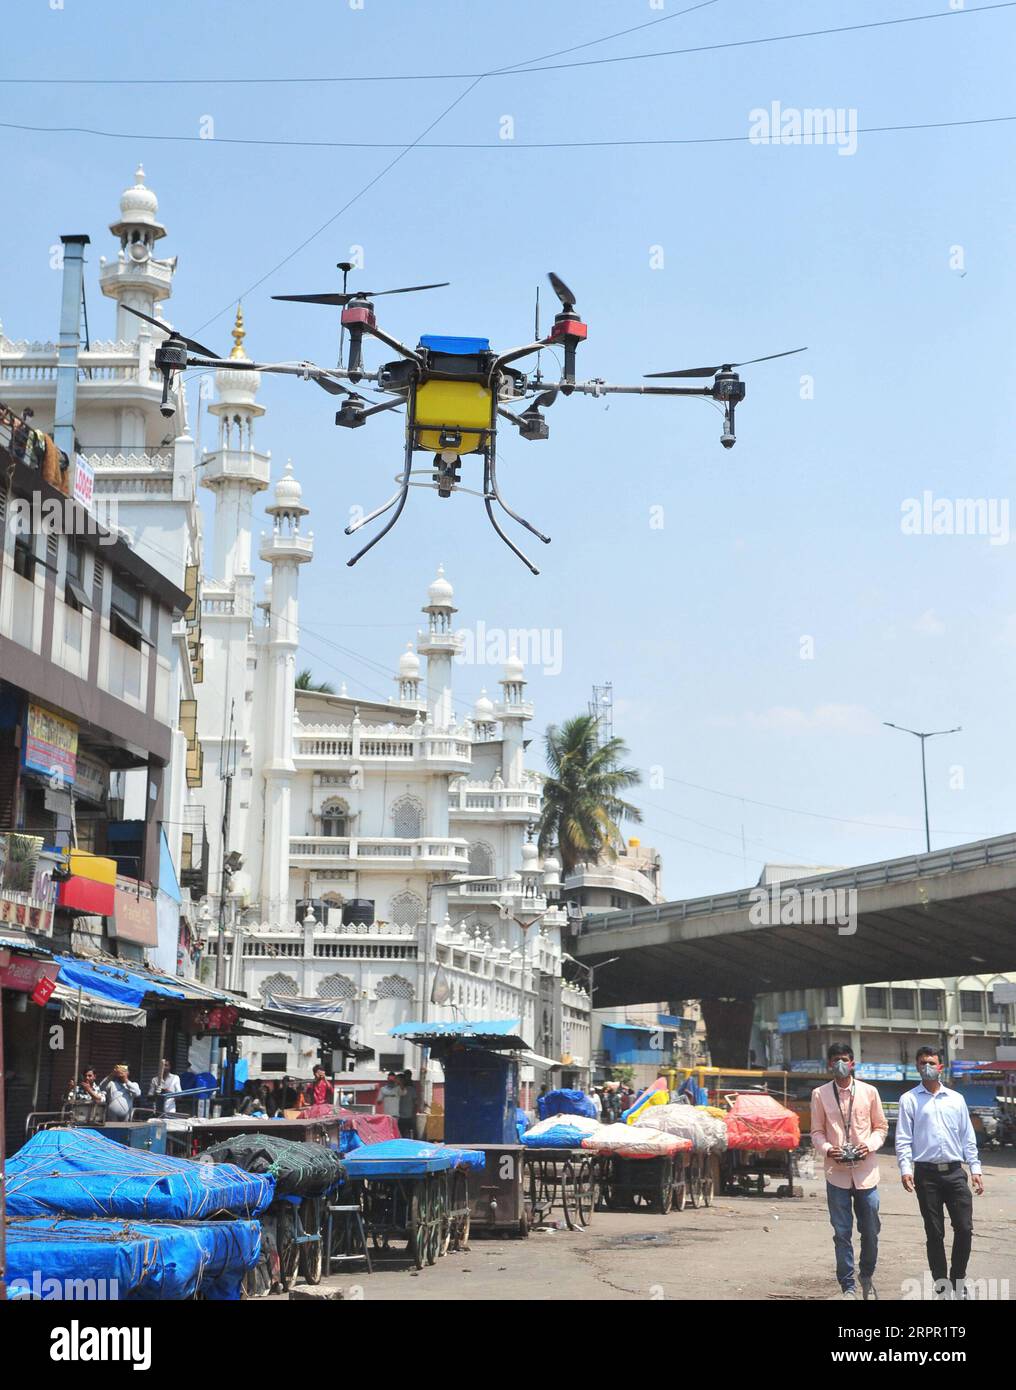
377, 1072, 404, 1123
895, 1045, 984, 1299
101, 1063, 141, 1121
148, 1058, 182, 1115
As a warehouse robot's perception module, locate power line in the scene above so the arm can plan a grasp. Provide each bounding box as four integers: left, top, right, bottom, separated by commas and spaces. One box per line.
4, 112, 1012, 152
660, 774, 989, 836
0, 2, 1007, 85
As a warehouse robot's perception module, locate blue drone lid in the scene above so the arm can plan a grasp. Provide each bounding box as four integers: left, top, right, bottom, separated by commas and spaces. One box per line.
419, 334, 491, 355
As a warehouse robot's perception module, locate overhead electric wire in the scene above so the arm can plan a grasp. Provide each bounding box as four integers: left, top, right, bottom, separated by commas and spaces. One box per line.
0, 2, 1007, 85
4, 112, 1012, 152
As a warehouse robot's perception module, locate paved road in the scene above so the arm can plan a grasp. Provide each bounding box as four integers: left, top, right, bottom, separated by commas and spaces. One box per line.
287, 1151, 1016, 1301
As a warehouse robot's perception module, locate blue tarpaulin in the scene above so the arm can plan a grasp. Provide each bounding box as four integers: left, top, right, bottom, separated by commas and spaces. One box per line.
341, 1138, 485, 1177
54, 955, 186, 1008
7, 1218, 261, 1301
537, 1088, 596, 1121
418, 334, 490, 355
7, 1129, 274, 1220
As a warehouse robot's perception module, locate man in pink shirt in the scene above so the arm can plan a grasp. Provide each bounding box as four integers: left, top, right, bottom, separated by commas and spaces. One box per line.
810, 1042, 889, 1301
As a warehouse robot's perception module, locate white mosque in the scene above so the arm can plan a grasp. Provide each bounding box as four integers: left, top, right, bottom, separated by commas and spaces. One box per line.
0, 166, 590, 1075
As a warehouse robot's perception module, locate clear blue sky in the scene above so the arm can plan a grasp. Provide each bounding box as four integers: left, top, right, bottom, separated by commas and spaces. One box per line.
3, 1, 1014, 897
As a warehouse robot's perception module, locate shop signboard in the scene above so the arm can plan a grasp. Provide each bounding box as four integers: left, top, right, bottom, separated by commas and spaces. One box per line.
109, 877, 158, 946
0, 834, 56, 936
777, 1009, 809, 1034
0, 950, 59, 994
22, 703, 78, 784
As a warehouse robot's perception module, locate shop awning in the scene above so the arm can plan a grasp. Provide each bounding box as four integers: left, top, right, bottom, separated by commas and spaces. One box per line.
392, 1019, 528, 1051
54, 955, 187, 1009
53, 981, 147, 1027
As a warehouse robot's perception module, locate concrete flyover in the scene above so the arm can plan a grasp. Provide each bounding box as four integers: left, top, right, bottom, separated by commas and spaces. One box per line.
570, 834, 1016, 1007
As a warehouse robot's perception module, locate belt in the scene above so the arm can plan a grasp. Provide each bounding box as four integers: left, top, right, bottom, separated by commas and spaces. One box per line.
914, 1160, 961, 1173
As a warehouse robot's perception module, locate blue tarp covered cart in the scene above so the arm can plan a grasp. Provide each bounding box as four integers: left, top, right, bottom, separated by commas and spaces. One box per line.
6, 1217, 262, 1301
7, 1128, 274, 1220
337, 1139, 480, 1269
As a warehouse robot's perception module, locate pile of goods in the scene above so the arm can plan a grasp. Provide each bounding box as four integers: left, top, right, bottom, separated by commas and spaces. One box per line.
581, 1123, 692, 1158
537, 1088, 597, 1122
724, 1094, 800, 1151
341, 1138, 485, 1176
632, 1104, 728, 1154
521, 1114, 602, 1149
5, 1129, 268, 1300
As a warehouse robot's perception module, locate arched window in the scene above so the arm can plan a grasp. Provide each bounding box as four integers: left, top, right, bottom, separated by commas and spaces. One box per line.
376, 974, 414, 1001
317, 973, 356, 1002
320, 797, 349, 837
391, 794, 423, 839
260, 972, 298, 1000
389, 891, 423, 932
468, 840, 495, 878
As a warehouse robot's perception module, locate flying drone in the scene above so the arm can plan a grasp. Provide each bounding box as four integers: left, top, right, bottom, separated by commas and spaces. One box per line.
126, 269, 805, 575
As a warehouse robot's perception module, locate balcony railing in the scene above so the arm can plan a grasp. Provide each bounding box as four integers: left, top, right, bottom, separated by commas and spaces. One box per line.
290, 835, 469, 865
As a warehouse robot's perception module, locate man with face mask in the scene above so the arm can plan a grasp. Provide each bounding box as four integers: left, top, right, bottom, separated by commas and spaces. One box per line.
811, 1043, 889, 1300
895, 1046, 983, 1299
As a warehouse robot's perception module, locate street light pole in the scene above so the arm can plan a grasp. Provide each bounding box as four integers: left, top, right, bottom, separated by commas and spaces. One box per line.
883, 722, 961, 853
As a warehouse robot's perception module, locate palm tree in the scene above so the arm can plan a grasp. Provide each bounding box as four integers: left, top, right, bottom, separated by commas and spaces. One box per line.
537, 713, 642, 875
295, 669, 336, 694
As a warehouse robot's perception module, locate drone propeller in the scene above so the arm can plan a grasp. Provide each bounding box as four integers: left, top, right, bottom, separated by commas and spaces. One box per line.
272, 281, 449, 307
121, 303, 219, 360
644, 347, 808, 379
548, 271, 577, 312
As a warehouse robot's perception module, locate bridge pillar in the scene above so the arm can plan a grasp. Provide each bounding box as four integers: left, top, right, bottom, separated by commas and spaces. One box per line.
701, 998, 756, 1068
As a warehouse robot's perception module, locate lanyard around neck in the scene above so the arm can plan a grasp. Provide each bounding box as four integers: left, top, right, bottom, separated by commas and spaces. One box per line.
833, 1081, 855, 1137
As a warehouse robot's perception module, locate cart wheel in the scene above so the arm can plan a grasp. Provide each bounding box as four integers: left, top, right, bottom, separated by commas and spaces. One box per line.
298, 1196, 323, 1285
655, 1171, 674, 1216
689, 1164, 703, 1209
450, 1170, 471, 1252
560, 1160, 577, 1231
276, 1203, 298, 1292
430, 1177, 446, 1263
701, 1166, 714, 1207
673, 1176, 687, 1211
409, 1190, 426, 1270
576, 1157, 597, 1227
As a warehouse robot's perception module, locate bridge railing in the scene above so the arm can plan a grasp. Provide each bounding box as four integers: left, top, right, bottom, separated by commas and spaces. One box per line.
579, 832, 1016, 934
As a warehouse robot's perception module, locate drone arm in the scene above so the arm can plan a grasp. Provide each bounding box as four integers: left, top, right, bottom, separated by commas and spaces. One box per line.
490, 340, 548, 374
360, 321, 423, 366
182, 354, 381, 384
567, 380, 714, 398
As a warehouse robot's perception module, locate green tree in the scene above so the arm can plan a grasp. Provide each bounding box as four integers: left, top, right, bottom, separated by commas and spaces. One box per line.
295, 669, 336, 694
537, 713, 642, 875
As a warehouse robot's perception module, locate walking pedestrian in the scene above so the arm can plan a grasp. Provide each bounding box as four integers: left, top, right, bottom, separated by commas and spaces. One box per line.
810, 1042, 888, 1301
895, 1045, 984, 1299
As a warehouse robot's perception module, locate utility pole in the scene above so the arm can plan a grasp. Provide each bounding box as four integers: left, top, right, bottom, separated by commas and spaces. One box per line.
215, 701, 237, 990
883, 722, 961, 853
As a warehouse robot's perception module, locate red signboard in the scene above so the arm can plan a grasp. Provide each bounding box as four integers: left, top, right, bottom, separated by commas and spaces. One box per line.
0, 952, 59, 994
31, 974, 56, 1005
58, 875, 115, 916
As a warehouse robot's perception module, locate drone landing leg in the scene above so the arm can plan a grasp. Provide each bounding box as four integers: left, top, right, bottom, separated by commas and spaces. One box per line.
344, 485, 405, 535
346, 437, 412, 567
487, 436, 551, 545
483, 454, 539, 576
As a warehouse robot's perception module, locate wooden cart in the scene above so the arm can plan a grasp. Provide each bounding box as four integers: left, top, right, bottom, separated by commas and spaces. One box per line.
523, 1147, 600, 1230
339, 1152, 472, 1270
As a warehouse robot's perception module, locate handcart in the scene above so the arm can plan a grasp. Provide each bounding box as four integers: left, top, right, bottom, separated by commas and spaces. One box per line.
523, 1147, 600, 1230
600, 1149, 692, 1215
336, 1141, 474, 1270
720, 1146, 799, 1197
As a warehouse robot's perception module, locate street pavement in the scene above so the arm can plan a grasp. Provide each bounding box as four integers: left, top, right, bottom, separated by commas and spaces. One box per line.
281, 1151, 1016, 1301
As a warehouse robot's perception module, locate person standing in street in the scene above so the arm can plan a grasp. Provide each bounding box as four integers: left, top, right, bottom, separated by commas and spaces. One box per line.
101, 1063, 141, 1121
148, 1058, 182, 1115
895, 1045, 984, 1300
811, 1042, 889, 1301
398, 1070, 416, 1138
377, 1071, 404, 1125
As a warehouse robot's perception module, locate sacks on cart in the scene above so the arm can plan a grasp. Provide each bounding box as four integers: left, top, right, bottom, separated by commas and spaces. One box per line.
521, 1114, 601, 1149
6, 1128, 274, 1220
725, 1094, 800, 1151
204, 1132, 346, 1197
581, 1123, 692, 1158
537, 1088, 597, 1121
632, 1104, 727, 1154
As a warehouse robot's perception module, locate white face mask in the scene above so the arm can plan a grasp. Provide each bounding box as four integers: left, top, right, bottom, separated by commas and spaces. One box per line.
919, 1062, 941, 1082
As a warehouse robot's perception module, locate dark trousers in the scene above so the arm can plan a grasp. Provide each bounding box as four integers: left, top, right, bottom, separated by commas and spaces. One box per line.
398, 1117, 414, 1138
914, 1163, 974, 1283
